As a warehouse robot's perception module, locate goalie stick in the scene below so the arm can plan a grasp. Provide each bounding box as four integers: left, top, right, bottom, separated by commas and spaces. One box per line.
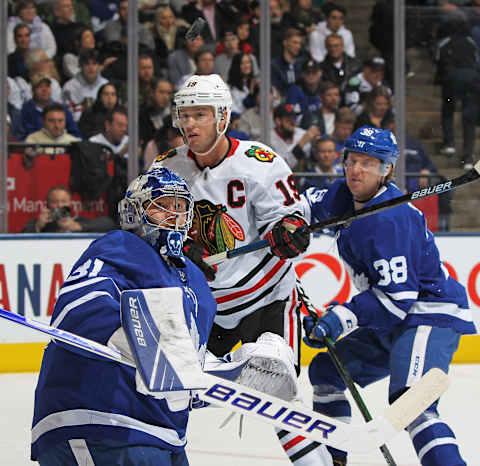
296, 278, 397, 465
204, 160, 480, 266
0, 308, 449, 453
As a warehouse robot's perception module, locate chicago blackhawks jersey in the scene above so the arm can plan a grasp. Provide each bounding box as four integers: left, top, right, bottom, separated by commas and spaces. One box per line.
151, 137, 302, 329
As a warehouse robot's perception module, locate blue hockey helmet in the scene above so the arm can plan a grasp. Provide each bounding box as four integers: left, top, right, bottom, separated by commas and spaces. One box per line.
118, 167, 194, 257
343, 126, 399, 174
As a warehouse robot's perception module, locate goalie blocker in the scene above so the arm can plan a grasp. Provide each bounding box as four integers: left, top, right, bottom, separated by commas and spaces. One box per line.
0, 301, 449, 453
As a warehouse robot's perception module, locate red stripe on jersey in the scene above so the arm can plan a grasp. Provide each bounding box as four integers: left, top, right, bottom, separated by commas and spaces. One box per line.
288, 289, 296, 349
283, 435, 306, 452
215, 260, 286, 304
187, 137, 240, 160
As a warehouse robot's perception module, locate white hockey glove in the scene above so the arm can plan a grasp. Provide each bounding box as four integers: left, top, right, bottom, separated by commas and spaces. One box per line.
227, 332, 298, 402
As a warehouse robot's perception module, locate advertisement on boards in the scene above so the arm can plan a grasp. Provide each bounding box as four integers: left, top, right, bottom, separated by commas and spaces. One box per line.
0, 235, 478, 345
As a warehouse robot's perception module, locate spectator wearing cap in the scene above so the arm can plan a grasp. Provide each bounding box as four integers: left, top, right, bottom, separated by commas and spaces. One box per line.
152, 6, 189, 70
331, 106, 356, 152
25, 103, 80, 152
270, 103, 320, 170
214, 29, 259, 82
286, 59, 323, 122
14, 48, 63, 107
320, 33, 362, 94
228, 53, 259, 114
63, 49, 108, 121
271, 28, 307, 99
309, 3, 355, 63
301, 81, 340, 135
168, 34, 205, 89
21, 73, 80, 139
344, 56, 391, 116
7, 1, 57, 59
8, 24, 31, 80
301, 135, 343, 191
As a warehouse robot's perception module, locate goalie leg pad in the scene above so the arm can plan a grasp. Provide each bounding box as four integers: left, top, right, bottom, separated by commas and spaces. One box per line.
120, 288, 205, 393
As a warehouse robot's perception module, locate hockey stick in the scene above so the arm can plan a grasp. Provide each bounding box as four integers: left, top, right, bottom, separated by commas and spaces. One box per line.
204, 160, 480, 266
295, 279, 397, 466
0, 308, 449, 453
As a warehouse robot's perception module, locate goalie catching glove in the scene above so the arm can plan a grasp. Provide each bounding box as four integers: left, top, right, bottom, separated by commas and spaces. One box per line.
183, 238, 217, 281
226, 332, 298, 401
266, 214, 310, 259
303, 302, 358, 348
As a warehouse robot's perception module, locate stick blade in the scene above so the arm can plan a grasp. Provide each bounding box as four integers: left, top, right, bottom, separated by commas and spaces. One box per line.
384, 367, 449, 431
203, 251, 227, 266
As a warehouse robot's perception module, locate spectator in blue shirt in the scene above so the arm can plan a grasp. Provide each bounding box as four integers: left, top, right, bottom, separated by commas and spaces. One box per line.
271, 28, 307, 99
286, 58, 323, 122
21, 73, 81, 139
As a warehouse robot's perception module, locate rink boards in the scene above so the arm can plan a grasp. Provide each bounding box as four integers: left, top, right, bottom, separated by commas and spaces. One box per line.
0, 233, 479, 372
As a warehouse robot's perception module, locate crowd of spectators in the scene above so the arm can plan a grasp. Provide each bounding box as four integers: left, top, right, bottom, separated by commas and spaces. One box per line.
5, 0, 456, 232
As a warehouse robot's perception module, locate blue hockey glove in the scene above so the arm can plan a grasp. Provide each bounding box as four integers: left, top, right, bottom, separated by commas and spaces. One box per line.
303, 304, 358, 348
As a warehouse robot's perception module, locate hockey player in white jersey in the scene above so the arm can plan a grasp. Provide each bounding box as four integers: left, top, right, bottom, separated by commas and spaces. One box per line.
302, 126, 474, 465
151, 74, 332, 465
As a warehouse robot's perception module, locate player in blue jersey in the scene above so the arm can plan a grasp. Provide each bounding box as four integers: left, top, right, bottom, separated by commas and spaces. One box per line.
301, 126, 475, 466
31, 167, 218, 466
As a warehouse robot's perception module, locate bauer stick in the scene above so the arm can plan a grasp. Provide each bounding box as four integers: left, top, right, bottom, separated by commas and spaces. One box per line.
0, 307, 448, 453
204, 160, 480, 266
295, 278, 397, 466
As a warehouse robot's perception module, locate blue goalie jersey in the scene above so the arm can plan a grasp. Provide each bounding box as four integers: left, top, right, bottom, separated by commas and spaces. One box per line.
31, 230, 217, 460
302, 180, 476, 335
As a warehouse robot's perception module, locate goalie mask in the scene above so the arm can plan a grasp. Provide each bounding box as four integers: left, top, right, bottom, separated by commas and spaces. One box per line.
118, 168, 194, 257
342, 126, 399, 175
173, 74, 232, 157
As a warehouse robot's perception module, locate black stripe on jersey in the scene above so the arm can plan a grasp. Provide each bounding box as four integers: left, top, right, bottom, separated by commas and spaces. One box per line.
289, 441, 322, 462
210, 253, 275, 291
258, 224, 269, 236
276, 430, 290, 440
215, 264, 292, 315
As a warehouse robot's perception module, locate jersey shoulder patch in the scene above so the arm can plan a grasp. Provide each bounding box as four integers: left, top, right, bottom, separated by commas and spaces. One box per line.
244, 145, 276, 163
154, 148, 177, 163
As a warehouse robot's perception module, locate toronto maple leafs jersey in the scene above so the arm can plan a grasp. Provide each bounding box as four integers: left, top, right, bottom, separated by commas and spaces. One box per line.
302, 179, 476, 335
150, 137, 301, 329
31, 230, 217, 460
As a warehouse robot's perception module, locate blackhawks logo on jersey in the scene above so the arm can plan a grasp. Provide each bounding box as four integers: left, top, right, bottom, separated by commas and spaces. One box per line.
191, 200, 245, 254
154, 148, 177, 163
245, 145, 276, 163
